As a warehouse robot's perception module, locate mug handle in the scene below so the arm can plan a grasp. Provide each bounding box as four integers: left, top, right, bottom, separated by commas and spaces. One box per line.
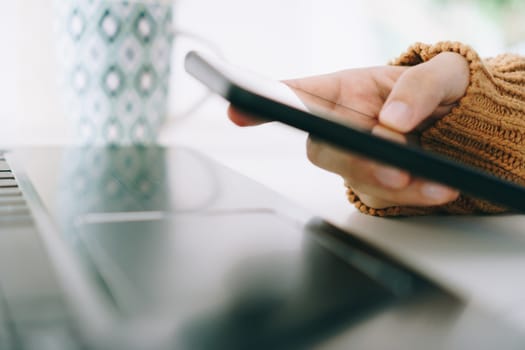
168, 29, 225, 121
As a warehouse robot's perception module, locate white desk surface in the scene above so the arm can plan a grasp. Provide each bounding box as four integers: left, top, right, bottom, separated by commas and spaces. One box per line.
161, 98, 525, 330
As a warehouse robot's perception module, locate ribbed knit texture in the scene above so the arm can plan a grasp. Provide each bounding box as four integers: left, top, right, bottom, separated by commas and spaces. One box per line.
347, 42, 525, 216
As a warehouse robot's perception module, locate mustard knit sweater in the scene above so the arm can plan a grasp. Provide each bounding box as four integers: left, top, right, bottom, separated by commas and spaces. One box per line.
347, 42, 525, 216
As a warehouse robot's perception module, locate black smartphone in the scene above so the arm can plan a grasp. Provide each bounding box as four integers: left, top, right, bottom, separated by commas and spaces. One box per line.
184, 50, 525, 213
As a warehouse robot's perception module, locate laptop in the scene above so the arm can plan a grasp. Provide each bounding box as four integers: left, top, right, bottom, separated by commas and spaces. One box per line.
0, 145, 523, 349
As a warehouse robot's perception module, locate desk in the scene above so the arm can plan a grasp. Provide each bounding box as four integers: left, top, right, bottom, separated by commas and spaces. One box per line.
161, 97, 525, 330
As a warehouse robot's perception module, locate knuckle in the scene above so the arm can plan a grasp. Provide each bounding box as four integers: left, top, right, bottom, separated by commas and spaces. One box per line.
306, 137, 323, 165
408, 64, 442, 91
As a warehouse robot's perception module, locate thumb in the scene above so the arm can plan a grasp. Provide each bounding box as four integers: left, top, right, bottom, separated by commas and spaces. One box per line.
379, 52, 469, 133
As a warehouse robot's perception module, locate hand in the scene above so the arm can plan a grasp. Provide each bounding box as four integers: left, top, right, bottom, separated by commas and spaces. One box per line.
228, 52, 469, 209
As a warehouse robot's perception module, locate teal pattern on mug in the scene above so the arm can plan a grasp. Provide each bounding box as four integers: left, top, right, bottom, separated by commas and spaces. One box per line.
54, 0, 173, 144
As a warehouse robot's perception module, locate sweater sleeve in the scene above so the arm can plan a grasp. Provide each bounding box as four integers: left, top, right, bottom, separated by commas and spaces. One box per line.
347, 42, 525, 216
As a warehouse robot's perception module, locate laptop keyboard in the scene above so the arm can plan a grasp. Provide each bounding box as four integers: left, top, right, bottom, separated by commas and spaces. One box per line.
0, 154, 32, 224
0, 157, 10, 172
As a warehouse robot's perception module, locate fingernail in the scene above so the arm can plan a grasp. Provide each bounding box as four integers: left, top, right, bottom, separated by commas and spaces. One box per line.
381, 101, 412, 127
421, 183, 455, 201
374, 167, 406, 189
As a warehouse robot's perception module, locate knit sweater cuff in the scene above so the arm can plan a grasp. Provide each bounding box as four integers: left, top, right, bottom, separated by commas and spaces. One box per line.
347, 41, 525, 216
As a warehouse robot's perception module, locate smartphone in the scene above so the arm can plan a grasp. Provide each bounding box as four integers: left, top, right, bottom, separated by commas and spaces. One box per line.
184, 50, 525, 213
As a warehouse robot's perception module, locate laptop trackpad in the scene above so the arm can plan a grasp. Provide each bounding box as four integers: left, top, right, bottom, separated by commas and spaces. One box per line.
71, 211, 394, 347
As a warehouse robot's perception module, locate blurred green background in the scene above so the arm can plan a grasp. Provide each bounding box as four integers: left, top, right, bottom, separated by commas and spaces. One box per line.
433, 0, 525, 46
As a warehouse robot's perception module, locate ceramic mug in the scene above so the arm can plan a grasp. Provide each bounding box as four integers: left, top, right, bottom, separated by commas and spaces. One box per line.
54, 0, 212, 144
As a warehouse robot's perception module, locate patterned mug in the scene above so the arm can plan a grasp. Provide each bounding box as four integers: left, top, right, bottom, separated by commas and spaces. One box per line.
53, 0, 209, 144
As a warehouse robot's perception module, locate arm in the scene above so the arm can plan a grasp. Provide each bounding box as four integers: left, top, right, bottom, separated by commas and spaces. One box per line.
349, 42, 525, 216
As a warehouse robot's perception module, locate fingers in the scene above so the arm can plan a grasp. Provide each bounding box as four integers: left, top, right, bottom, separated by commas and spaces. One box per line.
347, 177, 460, 208
307, 137, 411, 188
227, 105, 268, 126
379, 52, 470, 133
307, 137, 459, 208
